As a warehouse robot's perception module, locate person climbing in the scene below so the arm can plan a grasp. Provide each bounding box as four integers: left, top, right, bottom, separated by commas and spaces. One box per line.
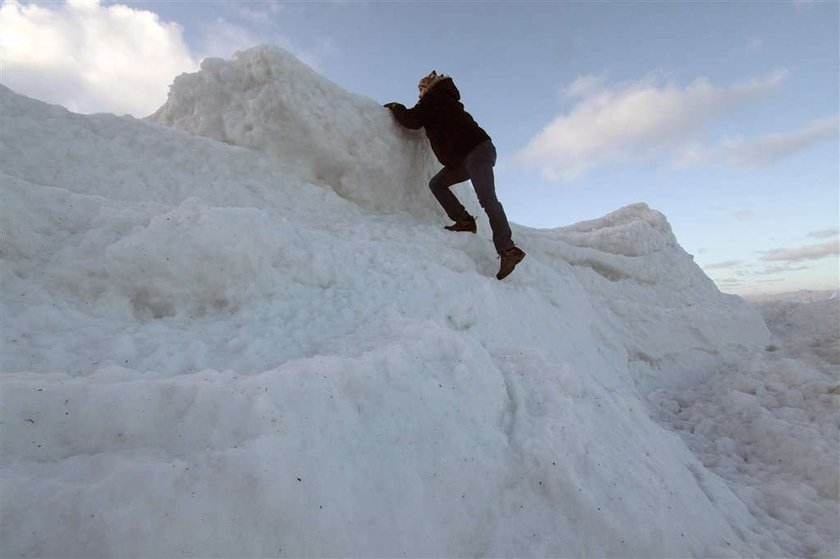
384, 71, 526, 280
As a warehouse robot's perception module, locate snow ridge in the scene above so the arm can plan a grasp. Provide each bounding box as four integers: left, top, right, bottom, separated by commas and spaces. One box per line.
149, 46, 442, 218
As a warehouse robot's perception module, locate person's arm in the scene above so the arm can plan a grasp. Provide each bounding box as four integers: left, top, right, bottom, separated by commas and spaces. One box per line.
385, 102, 425, 130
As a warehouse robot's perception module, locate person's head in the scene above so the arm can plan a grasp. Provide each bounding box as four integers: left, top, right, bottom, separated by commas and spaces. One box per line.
418, 70, 447, 98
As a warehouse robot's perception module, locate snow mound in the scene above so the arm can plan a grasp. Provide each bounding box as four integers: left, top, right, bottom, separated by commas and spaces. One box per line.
651, 293, 840, 558
1, 48, 836, 558
749, 292, 840, 366
0, 84, 309, 208
529, 203, 766, 393
150, 46, 441, 217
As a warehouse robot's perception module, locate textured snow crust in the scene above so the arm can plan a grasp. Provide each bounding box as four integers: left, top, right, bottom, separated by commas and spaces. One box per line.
149, 47, 441, 218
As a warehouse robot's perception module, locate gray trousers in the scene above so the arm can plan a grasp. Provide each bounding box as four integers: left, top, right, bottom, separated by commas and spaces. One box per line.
429, 140, 514, 254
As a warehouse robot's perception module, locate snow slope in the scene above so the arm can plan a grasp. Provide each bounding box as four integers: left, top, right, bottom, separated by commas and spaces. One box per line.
1, 46, 836, 558
749, 290, 839, 367
650, 292, 839, 557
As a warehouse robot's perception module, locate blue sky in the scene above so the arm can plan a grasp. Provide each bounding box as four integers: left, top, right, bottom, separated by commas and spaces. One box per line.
1, 0, 837, 295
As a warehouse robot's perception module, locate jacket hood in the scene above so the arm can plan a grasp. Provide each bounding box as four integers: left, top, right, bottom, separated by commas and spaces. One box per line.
420, 77, 460, 102
419, 72, 459, 101
434, 77, 460, 101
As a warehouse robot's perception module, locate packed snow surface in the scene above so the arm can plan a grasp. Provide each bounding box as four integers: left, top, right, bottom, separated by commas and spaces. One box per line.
1, 46, 837, 558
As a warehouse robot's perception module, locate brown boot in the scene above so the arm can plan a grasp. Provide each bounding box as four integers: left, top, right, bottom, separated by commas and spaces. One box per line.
496, 246, 525, 280
444, 217, 477, 233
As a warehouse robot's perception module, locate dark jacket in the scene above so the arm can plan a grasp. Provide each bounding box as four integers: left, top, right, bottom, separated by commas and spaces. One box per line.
390, 78, 491, 169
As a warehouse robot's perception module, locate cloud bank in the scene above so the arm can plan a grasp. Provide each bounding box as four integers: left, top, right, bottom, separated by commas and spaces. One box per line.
807, 228, 840, 239
683, 116, 839, 168
762, 240, 840, 262
516, 71, 788, 180
703, 260, 743, 270
726, 116, 839, 167
0, 0, 199, 115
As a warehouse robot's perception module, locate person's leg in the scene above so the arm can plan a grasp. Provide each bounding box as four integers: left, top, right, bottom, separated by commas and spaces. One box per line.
463, 141, 514, 253
429, 165, 472, 222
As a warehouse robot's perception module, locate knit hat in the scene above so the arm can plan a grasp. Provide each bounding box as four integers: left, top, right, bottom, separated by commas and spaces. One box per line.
418, 70, 448, 97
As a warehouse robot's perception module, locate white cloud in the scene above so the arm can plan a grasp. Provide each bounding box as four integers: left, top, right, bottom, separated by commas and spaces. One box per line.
0, 1, 333, 116
563, 74, 607, 100
761, 240, 840, 262
517, 70, 787, 180
807, 228, 840, 239
703, 260, 743, 270
725, 116, 839, 167
676, 144, 712, 168
197, 15, 324, 72
0, 0, 199, 115
200, 18, 266, 60
714, 277, 744, 287
711, 261, 812, 279
678, 115, 838, 168
754, 263, 811, 275
233, 1, 285, 23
